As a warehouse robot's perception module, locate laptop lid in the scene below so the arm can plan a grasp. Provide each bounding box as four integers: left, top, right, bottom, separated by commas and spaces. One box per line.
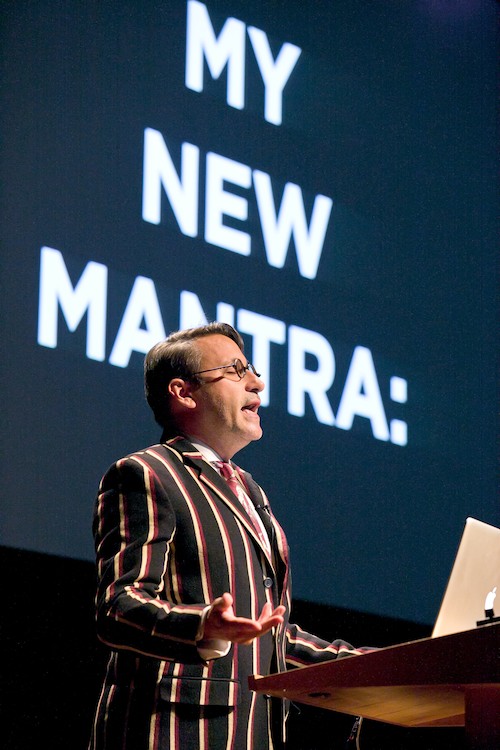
432, 517, 500, 638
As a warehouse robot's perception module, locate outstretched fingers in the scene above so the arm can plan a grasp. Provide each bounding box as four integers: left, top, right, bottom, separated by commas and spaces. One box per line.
203, 593, 285, 644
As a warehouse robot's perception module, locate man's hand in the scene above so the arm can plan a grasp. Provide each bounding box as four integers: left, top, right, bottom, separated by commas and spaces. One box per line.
203, 593, 285, 644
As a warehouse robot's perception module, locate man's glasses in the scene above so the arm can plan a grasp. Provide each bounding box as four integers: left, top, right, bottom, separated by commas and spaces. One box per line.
191, 359, 261, 381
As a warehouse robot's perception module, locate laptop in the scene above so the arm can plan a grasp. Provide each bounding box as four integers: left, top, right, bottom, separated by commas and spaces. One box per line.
432, 517, 500, 638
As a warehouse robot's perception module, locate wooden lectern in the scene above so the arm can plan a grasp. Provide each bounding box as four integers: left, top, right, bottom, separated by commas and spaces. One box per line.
249, 623, 500, 749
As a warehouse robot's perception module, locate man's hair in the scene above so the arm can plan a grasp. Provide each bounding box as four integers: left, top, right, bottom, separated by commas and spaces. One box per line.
144, 322, 245, 430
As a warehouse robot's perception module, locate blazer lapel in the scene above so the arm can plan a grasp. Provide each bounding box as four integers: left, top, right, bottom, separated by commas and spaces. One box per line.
165, 437, 270, 557
242, 470, 289, 577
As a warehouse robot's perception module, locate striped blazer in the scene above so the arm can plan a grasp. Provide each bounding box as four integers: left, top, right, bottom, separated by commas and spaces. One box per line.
90, 437, 364, 750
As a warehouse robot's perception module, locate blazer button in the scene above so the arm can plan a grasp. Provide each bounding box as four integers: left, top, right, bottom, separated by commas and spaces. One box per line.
263, 577, 273, 588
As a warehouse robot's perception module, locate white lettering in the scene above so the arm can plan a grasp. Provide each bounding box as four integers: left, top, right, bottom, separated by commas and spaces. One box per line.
180, 290, 236, 329
36, 251, 406, 446
247, 26, 301, 125
336, 346, 389, 440
186, 0, 246, 110
253, 170, 332, 280
288, 325, 335, 425
186, 2, 301, 124
205, 152, 251, 254
142, 128, 199, 236
142, 128, 332, 280
37, 247, 107, 361
109, 276, 166, 368
180, 289, 208, 329
236, 309, 286, 407
216, 302, 236, 327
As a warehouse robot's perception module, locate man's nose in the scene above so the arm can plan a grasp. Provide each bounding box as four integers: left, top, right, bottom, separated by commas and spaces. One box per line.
246, 370, 264, 392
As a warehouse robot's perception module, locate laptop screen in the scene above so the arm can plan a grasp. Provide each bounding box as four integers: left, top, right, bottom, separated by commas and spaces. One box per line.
432, 517, 500, 638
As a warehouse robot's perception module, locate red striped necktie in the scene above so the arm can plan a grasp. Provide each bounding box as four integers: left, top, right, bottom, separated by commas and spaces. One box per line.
215, 461, 271, 555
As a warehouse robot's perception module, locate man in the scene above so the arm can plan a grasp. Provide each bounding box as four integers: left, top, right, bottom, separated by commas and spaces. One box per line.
90, 322, 366, 750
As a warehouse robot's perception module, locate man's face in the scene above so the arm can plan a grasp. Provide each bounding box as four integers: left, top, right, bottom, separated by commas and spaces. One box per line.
188, 334, 264, 460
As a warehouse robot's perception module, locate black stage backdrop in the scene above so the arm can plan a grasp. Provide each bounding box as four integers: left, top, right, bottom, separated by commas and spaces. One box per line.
1, 0, 498, 631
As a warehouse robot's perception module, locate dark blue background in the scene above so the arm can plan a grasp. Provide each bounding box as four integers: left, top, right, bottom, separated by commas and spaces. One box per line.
1, 0, 498, 625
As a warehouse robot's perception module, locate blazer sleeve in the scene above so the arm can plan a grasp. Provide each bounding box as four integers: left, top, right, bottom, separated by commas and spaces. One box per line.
284, 623, 373, 668
92, 453, 208, 664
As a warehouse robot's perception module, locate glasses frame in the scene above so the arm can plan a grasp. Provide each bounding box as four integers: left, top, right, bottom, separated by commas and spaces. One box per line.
191, 358, 261, 381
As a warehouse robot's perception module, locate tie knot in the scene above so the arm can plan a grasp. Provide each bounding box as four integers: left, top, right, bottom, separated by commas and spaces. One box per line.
214, 461, 236, 481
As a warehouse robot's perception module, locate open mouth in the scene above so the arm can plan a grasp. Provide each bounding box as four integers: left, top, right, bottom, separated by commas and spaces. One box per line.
242, 401, 260, 415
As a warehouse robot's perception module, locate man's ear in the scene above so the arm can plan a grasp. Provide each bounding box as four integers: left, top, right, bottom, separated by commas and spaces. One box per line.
168, 378, 197, 409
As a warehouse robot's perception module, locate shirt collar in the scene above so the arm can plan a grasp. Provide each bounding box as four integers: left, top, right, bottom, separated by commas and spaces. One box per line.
185, 435, 225, 465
